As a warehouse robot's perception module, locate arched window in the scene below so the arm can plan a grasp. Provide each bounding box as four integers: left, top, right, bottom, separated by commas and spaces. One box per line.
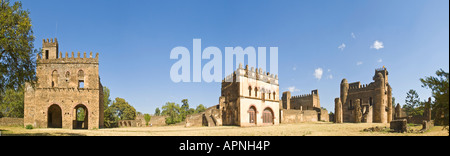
273, 92, 276, 100
248, 106, 256, 124
51, 70, 58, 88
263, 108, 274, 124
78, 70, 84, 88
254, 87, 258, 97
248, 86, 252, 97
369, 97, 373, 106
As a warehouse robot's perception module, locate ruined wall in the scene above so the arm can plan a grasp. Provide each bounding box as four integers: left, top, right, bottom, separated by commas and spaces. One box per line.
280, 109, 319, 123
149, 115, 168, 126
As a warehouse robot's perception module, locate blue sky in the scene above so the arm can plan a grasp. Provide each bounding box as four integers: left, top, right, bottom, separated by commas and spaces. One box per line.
20, 0, 449, 114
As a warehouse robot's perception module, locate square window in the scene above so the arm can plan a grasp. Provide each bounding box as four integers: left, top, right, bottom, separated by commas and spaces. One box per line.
78, 80, 84, 88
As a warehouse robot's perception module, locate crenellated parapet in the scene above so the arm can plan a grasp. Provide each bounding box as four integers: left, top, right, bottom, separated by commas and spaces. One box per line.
222, 63, 278, 85
348, 82, 376, 92
37, 51, 99, 64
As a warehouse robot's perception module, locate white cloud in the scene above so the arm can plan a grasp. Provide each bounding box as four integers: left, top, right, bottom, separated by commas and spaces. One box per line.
327, 74, 333, 79
314, 68, 323, 80
351, 32, 356, 39
327, 69, 331, 72
378, 58, 383, 63
338, 43, 346, 51
371, 40, 384, 50
287, 86, 300, 92
293, 67, 296, 71
356, 61, 363, 66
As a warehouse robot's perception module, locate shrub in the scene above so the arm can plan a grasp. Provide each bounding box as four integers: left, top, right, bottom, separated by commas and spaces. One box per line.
25, 125, 33, 129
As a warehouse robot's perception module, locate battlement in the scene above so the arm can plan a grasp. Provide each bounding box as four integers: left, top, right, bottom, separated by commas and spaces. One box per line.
222, 63, 278, 85
37, 51, 99, 63
348, 82, 375, 91
290, 90, 318, 99
42, 38, 58, 47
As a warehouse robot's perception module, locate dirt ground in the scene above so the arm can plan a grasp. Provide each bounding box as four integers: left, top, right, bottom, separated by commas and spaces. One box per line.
1, 122, 448, 136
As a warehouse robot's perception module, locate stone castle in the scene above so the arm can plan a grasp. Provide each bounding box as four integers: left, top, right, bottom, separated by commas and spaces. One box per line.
220, 64, 280, 126
334, 67, 393, 123
24, 38, 104, 129
186, 63, 280, 127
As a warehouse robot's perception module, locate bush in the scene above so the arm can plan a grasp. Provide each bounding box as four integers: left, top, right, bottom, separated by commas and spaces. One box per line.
25, 125, 33, 129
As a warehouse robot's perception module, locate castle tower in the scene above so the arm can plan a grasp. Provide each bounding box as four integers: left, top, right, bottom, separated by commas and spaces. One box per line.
24, 38, 103, 129
340, 79, 349, 107
282, 91, 291, 109
334, 98, 343, 123
42, 38, 59, 59
373, 72, 386, 123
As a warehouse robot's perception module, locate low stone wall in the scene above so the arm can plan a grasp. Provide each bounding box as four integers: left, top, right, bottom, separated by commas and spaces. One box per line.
407, 115, 428, 125
280, 109, 318, 123
0, 117, 24, 126
185, 113, 203, 127
149, 115, 168, 126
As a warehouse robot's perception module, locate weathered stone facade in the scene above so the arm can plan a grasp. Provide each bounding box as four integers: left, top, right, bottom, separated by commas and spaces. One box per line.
334, 67, 392, 123
24, 38, 104, 129
280, 90, 329, 122
220, 64, 280, 126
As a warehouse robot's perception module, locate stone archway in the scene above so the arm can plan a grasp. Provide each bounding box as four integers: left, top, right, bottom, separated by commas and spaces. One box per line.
262, 108, 274, 124
73, 104, 88, 129
48, 104, 62, 128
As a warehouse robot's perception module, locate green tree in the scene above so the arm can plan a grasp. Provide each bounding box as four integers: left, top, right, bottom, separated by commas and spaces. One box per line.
0, 87, 24, 117
161, 102, 181, 125
102, 86, 118, 128
144, 113, 151, 126
154, 107, 161, 116
0, 0, 37, 93
420, 69, 449, 131
180, 99, 190, 121
110, 97, 136, 120
195, 104, 206, 113
403, 89, 423, 116
103, 86, 111, 109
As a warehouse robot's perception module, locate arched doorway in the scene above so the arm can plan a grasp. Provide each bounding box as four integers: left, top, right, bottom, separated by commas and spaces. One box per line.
73, 104, 88, 129
248, 106, 256, 124
48, 104, 62, 128
262, 108, 274, 124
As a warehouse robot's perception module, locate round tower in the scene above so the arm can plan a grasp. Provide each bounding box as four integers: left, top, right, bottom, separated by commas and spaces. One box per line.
334, 98, 342, 123
374, 72, 386, 123
340, 79, 349, 107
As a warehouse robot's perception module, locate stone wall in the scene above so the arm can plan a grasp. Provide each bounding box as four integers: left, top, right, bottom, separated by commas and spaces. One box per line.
0, 117, 24, 126
149, 115, 168, 126
280, 109, 319, 123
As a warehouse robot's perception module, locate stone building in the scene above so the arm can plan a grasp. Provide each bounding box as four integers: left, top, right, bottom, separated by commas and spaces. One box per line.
281, 90, 329, 122
334, 67, 392, 123
220, 64, 280, 126
24, 38, 104, 129
186, 64, 280, 127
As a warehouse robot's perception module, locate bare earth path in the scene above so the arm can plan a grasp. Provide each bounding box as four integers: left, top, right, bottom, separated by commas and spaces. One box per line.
1, 122, 447, 136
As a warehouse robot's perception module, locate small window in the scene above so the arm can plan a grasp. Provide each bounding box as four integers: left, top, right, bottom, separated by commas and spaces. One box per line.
45, 50, 49, 59
248, 86, 252, 97
78, 80, 84, 88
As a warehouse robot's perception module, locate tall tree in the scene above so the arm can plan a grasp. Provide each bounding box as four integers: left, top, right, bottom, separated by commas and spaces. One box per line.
0, 0, 37, 92
195, 104, 206, 113
110, 97, 136, 120
0, 87, 23, 117
420, 69, 449, 131
161, 102, 181, 125
403, 89, 423, 116
154, 107, 161, 116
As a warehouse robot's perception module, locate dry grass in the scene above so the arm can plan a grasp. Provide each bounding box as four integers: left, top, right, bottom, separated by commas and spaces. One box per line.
1, 122, 447, 136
